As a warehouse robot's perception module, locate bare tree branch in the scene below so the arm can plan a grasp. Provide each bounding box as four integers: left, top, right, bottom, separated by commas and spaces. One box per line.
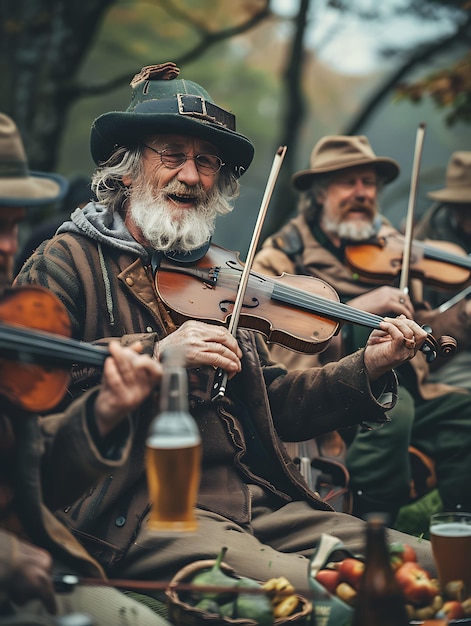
74, 0, 272, 99
261, 0, 311, 240
344, 11, 471, 134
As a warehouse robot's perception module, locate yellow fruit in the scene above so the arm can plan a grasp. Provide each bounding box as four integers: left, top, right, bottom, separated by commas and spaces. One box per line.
335, 582, 357, 607
273, 595, 299, 617
444, 580, 465, 602
262, 578, 279, 592
414, 604, 436, 620
462, 597, 471, 617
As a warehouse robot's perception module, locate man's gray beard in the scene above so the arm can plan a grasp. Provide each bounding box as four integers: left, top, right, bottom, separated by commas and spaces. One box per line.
323, 216, 377, 242
129, 179, 232, 252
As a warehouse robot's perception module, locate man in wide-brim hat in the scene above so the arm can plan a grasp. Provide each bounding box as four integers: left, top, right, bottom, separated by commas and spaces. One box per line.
0, 114, 68, 207
15, 62, 435, 587
415, 151, 471, 253
414, 151, 471, 390
0, 111, 172, 625
254, 134, 471, 531
0, 112, 68, 290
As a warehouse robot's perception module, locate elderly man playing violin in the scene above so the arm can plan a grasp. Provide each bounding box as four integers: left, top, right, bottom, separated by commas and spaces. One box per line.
0, 112, 167, 624
414, 150, 471, 391
254, 134, 471, 532
16, 63, 436, 590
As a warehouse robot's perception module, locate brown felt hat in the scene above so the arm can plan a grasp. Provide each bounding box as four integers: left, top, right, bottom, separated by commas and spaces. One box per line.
427, 151, 471, 204
0, 113, 68, 207
292, 135, 400, 191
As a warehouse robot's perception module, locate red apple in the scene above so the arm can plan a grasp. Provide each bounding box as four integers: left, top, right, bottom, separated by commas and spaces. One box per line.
315, 568, 340, 594
440, 600, 465, 621
395, 561, 440, 606
389, 542, 417, 570
337, 558, 365, 590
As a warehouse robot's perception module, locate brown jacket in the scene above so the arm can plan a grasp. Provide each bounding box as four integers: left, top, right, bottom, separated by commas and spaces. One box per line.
16, 229, 398, 571
0, 389, 124, 598
253, 213, 467, 400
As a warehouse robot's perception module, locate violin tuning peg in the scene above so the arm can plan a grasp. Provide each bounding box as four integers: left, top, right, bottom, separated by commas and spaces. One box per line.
425, 349, 437, 363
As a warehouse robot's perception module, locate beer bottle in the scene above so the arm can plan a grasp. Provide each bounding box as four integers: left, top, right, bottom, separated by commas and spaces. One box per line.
145, 347, 202, 533
352, 513, 409, 626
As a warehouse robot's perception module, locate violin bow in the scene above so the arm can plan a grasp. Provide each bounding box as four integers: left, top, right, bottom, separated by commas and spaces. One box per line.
211, 146, 287, 401
53, 574, 312, 598
399, 122, 426, 294
438, 281, 471, 313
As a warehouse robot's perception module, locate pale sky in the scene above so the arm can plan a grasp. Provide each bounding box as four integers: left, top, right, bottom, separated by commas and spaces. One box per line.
272, 0, 456, 76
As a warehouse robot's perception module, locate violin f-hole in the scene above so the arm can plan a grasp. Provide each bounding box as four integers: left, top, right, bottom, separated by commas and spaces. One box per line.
219, 297, 260, 314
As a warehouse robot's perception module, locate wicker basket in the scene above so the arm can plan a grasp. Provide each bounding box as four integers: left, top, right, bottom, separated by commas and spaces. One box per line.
165, 558, 313, 626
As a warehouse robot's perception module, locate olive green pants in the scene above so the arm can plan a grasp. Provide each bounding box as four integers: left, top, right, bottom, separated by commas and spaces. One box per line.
114, 486, 436, 594
346, 384, 471, 520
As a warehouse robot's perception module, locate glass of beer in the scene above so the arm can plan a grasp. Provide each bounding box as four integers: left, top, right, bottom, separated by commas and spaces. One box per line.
430, 511, 471, 597
145, 430, 201, 533
145, 347, 202, 534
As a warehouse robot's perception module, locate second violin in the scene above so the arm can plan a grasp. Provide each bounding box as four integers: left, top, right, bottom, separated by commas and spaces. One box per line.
344, 230, 471, 291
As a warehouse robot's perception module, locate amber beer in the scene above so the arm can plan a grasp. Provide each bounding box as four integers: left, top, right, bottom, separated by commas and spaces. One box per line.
145, 347, 202, 533
146, 433, 201, 533
430, 512, 471, 596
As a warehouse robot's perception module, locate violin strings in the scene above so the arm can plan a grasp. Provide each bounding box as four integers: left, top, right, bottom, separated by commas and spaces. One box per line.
418, 241, 471, 270
0, 323, 108, 367
272, 284, 382, 328
216, 268, 383, 330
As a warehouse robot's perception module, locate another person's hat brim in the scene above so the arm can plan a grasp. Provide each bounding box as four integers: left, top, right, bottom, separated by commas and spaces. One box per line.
0, 171, 68, 207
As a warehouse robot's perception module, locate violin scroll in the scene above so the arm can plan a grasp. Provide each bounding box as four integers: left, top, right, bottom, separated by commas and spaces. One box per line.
420, 325, 457, 363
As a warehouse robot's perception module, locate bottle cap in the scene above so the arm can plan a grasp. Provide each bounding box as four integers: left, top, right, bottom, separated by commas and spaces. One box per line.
364, 512, 391, 526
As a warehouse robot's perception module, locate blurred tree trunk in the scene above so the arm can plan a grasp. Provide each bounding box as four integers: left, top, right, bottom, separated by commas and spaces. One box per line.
0, 0, 114, 170
0, 0, 271, 172
261, 0, 310, 244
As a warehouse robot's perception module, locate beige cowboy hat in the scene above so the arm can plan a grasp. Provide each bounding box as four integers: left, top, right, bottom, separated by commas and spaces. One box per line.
292, 135, 400, 191
0, 113, 68, 207
427, 151, 471, 203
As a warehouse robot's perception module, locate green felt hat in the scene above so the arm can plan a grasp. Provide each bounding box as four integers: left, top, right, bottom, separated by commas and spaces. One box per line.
90, 62, 254, 177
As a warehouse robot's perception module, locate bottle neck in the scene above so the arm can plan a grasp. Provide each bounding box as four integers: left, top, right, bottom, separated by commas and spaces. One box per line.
160, 367, 189, 413
364, 523, 395, 571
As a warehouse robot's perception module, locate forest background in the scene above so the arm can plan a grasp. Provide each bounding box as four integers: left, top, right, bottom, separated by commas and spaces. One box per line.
2, 0, 471, 255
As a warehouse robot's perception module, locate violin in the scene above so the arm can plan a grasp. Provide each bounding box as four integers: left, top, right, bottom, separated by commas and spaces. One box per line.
0, 285, 108, 412
344, 232, 471, 290
155, 243, 456, 362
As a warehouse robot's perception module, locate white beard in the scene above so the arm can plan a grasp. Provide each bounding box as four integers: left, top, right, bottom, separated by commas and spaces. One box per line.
322, 216, 377, 242
128, 178, 230, 252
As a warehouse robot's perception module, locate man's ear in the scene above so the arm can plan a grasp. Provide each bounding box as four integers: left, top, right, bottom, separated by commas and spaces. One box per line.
122, 174, 132, 187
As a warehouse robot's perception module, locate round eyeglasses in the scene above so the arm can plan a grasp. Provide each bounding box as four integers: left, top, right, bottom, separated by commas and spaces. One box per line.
142, 145, 225, 175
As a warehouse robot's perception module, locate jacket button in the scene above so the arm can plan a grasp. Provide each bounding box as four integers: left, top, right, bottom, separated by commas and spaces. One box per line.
146, 326, 153, 332
125, 277, 134, 286
115, 516, 126, 527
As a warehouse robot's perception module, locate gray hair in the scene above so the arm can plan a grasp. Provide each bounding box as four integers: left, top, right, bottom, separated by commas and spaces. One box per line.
299, 172, 386, 221
91, 144, 240, 213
